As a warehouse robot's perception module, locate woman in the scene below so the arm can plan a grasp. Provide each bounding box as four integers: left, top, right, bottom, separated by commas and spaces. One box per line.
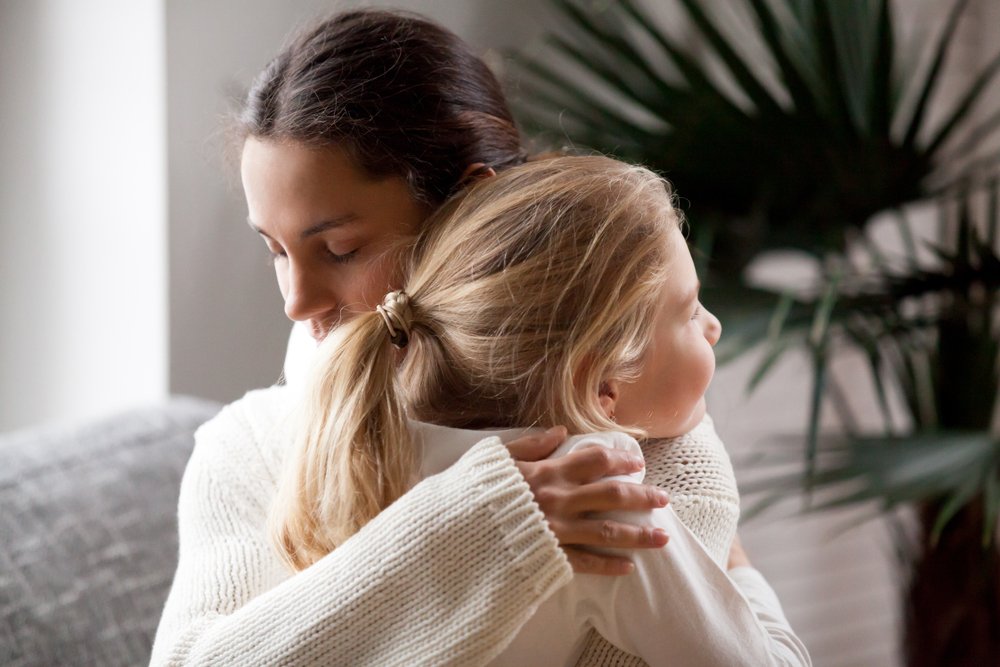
151, 9, 788, 666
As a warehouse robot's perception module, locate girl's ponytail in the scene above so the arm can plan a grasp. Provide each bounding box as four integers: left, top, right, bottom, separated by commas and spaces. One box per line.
270, 296, 415, 571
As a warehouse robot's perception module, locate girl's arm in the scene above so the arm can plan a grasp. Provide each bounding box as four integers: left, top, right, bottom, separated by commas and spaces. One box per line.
150, 388, 571, 667
578, 503, 811, 666
555, 432, 811, 667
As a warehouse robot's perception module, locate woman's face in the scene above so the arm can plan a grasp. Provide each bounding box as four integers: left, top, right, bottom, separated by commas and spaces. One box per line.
613, 226, 721, 438
241, 138, 431, 341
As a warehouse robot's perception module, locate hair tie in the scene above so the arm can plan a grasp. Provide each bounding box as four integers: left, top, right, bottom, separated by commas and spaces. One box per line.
376, 290, 413, 348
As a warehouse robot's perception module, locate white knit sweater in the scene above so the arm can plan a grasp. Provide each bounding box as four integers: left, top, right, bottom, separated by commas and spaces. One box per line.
413, 420, 810, 666
151, 385, 809, 666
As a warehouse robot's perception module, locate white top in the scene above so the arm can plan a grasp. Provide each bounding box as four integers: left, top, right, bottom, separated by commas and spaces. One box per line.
281, 321, 315, 387
151, 384, 810, 666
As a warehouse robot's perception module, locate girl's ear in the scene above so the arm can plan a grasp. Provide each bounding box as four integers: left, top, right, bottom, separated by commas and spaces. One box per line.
459, 162, 497, 185
598, 379, 621, 420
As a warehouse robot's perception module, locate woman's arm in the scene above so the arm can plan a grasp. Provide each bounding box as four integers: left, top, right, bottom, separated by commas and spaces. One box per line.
150, 389, 571, 667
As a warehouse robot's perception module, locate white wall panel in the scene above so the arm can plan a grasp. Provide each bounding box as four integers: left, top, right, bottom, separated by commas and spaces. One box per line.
0, 0, 167, 431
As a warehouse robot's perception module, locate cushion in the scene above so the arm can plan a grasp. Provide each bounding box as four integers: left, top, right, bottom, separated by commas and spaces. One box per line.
0, 397, 221, 667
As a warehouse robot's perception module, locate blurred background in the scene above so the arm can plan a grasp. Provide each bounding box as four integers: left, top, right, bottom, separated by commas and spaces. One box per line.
2, 1, 998, 666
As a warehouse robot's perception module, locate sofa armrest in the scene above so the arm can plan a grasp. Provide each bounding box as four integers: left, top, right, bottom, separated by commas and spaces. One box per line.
0, 397, 222, 667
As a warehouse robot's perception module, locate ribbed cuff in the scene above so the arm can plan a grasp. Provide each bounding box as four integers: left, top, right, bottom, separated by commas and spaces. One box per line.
458, 437, 572, 599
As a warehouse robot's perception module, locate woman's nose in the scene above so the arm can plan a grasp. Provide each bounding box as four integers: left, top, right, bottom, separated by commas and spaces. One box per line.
283, 261, 336, 322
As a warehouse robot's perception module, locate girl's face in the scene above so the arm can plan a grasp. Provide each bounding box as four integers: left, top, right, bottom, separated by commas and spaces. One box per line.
241, 138, 430, 342
612, 226, 721, 438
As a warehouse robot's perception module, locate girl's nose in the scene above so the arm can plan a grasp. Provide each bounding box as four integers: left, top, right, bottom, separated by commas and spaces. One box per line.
703, 308, 722, 347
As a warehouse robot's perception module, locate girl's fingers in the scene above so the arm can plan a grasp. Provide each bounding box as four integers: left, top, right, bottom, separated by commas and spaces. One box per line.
727, 533, 753, 571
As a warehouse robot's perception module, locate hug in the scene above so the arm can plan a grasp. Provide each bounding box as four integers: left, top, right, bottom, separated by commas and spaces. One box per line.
151, 9, 810, 667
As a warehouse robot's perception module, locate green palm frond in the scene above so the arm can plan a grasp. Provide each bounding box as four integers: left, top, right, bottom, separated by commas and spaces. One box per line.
754, 228, 997, 430
512, 0, 1000, 276
737, 186, 999, 535
741, 431, 1000, 546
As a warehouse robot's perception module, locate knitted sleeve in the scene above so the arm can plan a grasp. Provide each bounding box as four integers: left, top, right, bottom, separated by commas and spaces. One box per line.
149, 391, 571, 667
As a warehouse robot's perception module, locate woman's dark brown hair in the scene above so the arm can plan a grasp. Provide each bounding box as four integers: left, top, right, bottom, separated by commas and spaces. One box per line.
239, 9, 527, 205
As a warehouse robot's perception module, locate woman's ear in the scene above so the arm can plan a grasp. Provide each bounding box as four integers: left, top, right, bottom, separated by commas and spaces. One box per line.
598, 380, 621, 421
459, 162, 497, 185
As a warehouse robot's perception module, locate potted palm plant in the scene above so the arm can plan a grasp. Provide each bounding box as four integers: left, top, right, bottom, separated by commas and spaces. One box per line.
510, 0, 1000, 664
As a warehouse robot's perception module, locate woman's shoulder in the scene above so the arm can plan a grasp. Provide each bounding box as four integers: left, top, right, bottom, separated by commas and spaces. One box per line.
172, 386, 294, 571
643, 414, 738, 497
641, 413, 740, 566
198, 383, 295, 441
188, 384, 295, 488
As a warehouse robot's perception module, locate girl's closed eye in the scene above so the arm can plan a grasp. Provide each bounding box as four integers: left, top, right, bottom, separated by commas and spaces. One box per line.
690, 305, 701, 320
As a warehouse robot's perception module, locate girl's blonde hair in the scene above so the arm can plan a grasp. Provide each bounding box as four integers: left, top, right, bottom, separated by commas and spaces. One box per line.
271, 155, 683, 570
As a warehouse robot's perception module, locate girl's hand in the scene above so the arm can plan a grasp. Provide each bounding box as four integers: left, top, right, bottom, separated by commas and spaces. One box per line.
727, 533, 753, 571
506, 426, 671, 576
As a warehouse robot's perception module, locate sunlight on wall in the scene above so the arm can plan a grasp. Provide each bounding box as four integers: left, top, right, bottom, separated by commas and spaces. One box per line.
0, 0, 167, 431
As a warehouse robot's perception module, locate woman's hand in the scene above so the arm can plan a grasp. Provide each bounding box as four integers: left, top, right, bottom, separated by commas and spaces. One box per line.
506, 427, 671, 576
727, 533, 753, 571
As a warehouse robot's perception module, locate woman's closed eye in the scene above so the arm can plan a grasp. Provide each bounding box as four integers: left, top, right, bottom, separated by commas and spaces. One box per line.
326, 247, 359, 264
265, 246, 287, 265
690, 304, 701, 320
263, 244, 359, 266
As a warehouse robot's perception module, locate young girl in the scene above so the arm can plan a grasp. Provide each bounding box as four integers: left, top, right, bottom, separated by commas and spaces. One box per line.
275, 155, 809, 666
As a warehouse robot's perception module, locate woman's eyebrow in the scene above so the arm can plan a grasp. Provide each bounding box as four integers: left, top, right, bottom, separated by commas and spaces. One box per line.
300, 214, 361, 239
246, 213, 361, 240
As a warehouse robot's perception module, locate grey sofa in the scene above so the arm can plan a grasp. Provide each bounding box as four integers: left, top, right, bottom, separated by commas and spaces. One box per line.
0, 397, 222, 667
